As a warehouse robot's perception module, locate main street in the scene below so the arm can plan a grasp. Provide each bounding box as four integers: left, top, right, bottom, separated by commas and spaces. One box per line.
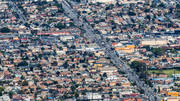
61, 0, 161, 100
9, 2, 26, 24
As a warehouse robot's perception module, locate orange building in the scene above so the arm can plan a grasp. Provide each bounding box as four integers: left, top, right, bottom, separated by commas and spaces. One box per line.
166, 91, 178, 97
114, 45, 135, 53
109, 82, 116, 86
122, 97, 142, 101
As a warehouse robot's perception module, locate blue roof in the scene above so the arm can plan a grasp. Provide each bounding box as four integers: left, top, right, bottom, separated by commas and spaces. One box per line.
48, 97, 53, 99
157, 17, 163, 21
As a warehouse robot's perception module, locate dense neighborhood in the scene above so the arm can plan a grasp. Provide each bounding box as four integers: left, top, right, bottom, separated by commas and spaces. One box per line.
1, 0, 180, 101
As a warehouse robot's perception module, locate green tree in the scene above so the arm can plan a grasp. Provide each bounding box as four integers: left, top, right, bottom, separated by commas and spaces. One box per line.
105, 6, 110, 10
41, 47, 45, 51
71, 86, 76, 92
151, 26, 155, 30
100, 19, 105, 22
158, 3, 165, 8
0, 91, 2, 96
145, 15, 151, 21
38, 54, 43, 59
12, 75, 15, 78
76, 0, 80, 2
144, 9, 150, 12
153, 47, 165, 56
128, 11, 136, 16
51, 61, 57, 66
170, 49, 177, 53
132, 81, 136, 86
0, 87, 4, 91
9, 92, 13, 98
56, 84, 63, 88
158, 87, 160, 93
130, 61, 146, 72
177, 4, 180, 9
22, 80, 28, 86
139, 89, 144, 94
21, 76, 24, 79
55, 23, 65, 30
103, 73, 107, 77
75, 92, 79, 98
82, 90, 86, 95
106, 38, 110, 42
0, 27, 10, 33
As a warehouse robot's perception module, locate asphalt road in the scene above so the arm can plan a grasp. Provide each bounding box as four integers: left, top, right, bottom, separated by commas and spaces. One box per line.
61, 0, 161, 100
9, 2, 26, 24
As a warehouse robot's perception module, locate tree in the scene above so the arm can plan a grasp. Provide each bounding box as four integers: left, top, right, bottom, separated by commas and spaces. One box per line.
55, 23, 65, 30
132, 81, 136, 86
98, 87, 103, 92
0, 27, 10, 33
153, 47, 165, 56
56, 84, 63, 88
151, 26, 155, 30
139, 88, 144, 94
82, 90, 86, 95
21, 76, 24, 79
71, 86, 76, 92
133, 28, 138, 32
75, 92, 79, 98
49, 89, 54, 93
22, 80, 28, 86
41, 47, 45, 51
0, 91, 2, 96
105, 6, 110, 10
103, 73, 107, 77
63, 61, 69, 68
56, 71, 60, 76
158, 3, 165, 8
170, 49, 177, 53
151, 3, 156, 8
106, 38, 110, 42
0, 87, 4, 91
9, 92, 13, 98
63, 93, 68, 99
144, 9, 150, 13
51, 61, 57, 66
53, 81, 58, 84
12, 75, 15, 78
76, 0, 80, 2
128, 11, 136, 16
18, 61, 28, 66
148, 54, 153, 58
38, 54, 43, 59
154, 88, 157, 93
75, 84, 79, 88
158, 87, 160, 93
71, 45, 76, 49
130, 61, 146, 72
146, 15, 151, 21
110, 4, 114, 9
100, 19, 105, 22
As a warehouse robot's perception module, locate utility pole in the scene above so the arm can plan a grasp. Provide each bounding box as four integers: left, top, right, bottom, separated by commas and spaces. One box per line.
174, 69, 176, 82
40, 28, 41, 40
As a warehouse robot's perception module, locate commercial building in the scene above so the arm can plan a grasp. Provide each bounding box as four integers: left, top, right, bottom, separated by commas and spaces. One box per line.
115, 45, 135, 53
166, 91, 178, 97
140, 39, 168, 46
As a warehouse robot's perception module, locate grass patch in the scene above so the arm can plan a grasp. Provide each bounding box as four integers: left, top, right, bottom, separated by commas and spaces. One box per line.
148, 69, 180, 77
